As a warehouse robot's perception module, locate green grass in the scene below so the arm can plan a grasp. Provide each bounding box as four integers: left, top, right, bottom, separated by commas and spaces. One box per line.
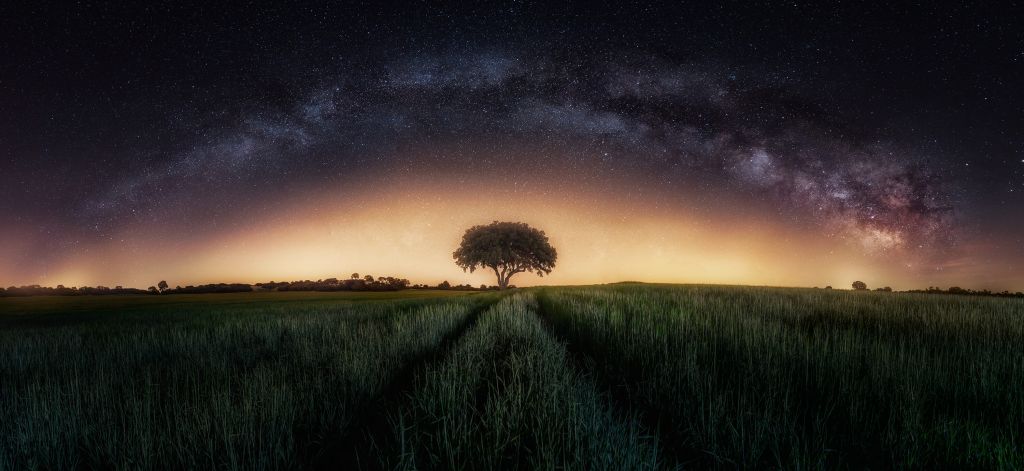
0, 293, 497, 469
1, 284, 1022, 469
385, 293, 658, 470
0, 290, 472, 326
538, 284, 1024, 469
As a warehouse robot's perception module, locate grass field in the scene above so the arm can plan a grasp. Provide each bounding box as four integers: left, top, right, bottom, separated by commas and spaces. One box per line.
0, 290, 472, 318
1, 284, 1022, 469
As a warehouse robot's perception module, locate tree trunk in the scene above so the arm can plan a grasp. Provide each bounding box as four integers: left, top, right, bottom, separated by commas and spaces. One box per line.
495, 267, 517, 289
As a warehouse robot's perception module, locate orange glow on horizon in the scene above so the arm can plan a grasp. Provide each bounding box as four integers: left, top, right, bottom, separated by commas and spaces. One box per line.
7, 174, 1017, 293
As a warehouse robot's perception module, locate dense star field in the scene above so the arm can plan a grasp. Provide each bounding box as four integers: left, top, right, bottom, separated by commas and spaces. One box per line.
2, 3, 1022, 290
3, 5, 1023, 470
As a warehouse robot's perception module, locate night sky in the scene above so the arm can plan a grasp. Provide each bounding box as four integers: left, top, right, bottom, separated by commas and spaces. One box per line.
2, 2, 1022, 290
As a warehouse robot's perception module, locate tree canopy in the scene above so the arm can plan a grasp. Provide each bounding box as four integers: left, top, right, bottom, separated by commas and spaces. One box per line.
453, 221, 557, 289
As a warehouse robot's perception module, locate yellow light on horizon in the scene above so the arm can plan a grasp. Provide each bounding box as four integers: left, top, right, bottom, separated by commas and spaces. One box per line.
3, 175, 1018, 292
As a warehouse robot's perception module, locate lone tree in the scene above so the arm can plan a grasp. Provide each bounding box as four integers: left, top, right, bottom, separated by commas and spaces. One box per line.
453, 221, 557, 289
157, 280, 169, 292
852, 280, 868, 291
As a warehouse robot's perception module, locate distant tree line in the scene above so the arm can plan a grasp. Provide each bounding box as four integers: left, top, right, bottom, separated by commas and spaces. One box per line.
0, 282, 256, 297
257, 274, 410, 292
904, 286, 1024, 298
410, 281, 514, 291
0, 285, 151, 297
155, 283, 254, 294
255, 275, 512, 292
849, 281, 893, 292
814, 281, 1023, 298
0, 274, 514, 298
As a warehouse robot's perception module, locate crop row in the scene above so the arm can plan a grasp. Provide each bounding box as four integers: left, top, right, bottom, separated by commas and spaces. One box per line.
384, 293, 658, 470
538, 284, 1024, 469
4, 285, 1022, 469
0, 296, 495, 470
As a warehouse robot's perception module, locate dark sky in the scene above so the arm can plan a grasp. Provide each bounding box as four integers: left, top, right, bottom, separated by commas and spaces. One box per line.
2, 2, 1022, 289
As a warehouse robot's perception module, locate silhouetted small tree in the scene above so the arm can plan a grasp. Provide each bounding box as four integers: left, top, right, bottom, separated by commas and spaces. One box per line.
453, 221, 557, 289
852, 281, 867, 291
157, 280, 169, 292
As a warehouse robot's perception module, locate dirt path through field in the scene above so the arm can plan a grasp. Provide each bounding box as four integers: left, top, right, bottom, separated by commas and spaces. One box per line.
314, 293, 505, 469
532, 289, 690, 469
374, 293, 660, 469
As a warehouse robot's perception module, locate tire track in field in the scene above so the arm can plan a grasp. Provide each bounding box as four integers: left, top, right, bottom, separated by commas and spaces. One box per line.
313, 293, 505, 469
533, 289, 695, 470
381, 293, 660, 470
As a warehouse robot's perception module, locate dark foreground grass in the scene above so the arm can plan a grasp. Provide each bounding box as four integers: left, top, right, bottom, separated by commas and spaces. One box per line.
0, 293, 496, 469
2, 284, 1022, 469
539, 284, 1024, 469
0, 290, 472, 321
384, 293, 658, 470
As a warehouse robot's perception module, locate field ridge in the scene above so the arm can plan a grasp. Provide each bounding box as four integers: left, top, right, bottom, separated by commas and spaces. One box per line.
382, 293, 660, 470
3, 285, 1022, 469
318, 293, 505, 468
533, 289, 692, 468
